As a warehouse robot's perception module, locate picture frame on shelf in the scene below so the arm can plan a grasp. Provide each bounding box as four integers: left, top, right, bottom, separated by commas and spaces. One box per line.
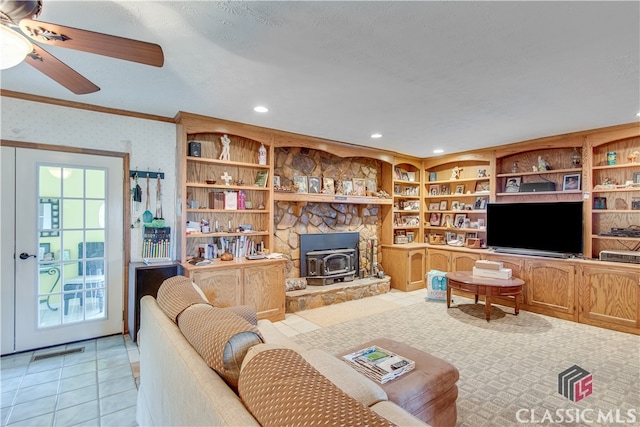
323, 177, 335, 194
403, 216, 420, 227
429, 184, 439, 196
505, 177, 521, 193
365, 178, 377, 193
634, 172, 640, 184
429, 202, 440, 211
456, 233, 466, 242
475, 180, 490, 193
439, 200, 447, 210
394, 167, 402, 180
273, 175, 281, 188
401, 172, 409, 181
394, 184, 401, 195
293, 176, 308, 193
406, 172, 416, 182
404, 200, 420, 211
454, 184, 464, 194
562, 173, 581, 191
474, 196, 487, 210
342, 179, 354, 195
477, 169, 487, 178
308, 176, 321, 194
441, 214, 453, 228
454, 213, 467, 228
406, 231, 415, 243
429, 212, 442, 226
441, 185, 451, 195
39, 243, 50, 261
478, 218, 485, 229
445, 231, 457, 242
429, 172, 437, 182
451, 201, 460, 211
593, 197, 607, 210
352, 178, 366, 196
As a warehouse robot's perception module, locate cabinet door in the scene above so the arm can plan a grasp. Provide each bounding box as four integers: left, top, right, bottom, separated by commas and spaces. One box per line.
192, 269, 242, 308
525, 260, 575, 319
426, 248, 450, 272
451, 252, 480, 272
579, 265, 639, 333
243, 263, 285, 321
406, 249, 426, 291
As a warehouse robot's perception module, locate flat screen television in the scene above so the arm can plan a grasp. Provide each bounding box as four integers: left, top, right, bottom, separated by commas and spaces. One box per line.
486, 201, 583, 258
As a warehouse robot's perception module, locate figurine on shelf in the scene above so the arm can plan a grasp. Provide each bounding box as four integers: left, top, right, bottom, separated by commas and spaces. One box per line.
628, 150, 639, 163
538, 156, 551, 170
219, 134, 231, 161
450, 166, 462, 180
258, 143, 267, 165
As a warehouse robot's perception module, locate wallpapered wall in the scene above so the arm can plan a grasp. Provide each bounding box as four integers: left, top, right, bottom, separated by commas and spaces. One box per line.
1, 97, 177, 262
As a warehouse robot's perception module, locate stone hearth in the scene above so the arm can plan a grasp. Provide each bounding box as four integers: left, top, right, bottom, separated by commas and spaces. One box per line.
285, 276, 390, 313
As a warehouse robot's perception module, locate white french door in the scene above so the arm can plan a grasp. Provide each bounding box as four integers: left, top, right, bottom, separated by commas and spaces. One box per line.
1, 147, 123, 354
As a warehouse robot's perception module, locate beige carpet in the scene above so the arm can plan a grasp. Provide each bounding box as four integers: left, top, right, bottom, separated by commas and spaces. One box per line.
293, 296, 640, 427
295, 298, 402, 327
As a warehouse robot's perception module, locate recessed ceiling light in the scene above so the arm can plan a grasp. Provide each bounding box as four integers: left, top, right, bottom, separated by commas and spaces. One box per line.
253, 106, 269, 113
636, 112, 640, 117
433, 149, 444, 154
370, 133, 382, 139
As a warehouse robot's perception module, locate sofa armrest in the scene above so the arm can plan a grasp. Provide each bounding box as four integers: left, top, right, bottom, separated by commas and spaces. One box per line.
256, 319, 306, 353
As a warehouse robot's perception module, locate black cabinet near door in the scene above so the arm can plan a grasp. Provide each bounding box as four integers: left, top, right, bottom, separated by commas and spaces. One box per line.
128, 262, 182, 342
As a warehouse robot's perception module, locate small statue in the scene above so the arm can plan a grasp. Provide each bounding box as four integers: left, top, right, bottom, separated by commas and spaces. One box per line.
219, 134, 231, 161
628, 150, 639, 163
450, 166, 462, 180
532, 165, 538, 172
538, 156, 551, 170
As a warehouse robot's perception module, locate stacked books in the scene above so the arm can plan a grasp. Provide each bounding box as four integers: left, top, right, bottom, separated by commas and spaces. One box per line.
472, 260, 512, 279
342, 346, 415, 384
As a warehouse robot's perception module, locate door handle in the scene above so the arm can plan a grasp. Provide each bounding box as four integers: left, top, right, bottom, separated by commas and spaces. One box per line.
19, 252, 37, 260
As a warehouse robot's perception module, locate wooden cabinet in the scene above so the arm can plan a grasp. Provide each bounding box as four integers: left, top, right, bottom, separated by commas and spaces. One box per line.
183, 258, 286, 322
392, 160, 422, 244
587, 135, 640, 259
451, 251, 480, 272
523, 259, 576, 321
426, 247, 451, 272
175, 113, 274, 262
423, 156, 491, 247
578, 263, 640, 334
495, 146, 584, 202
381, 244, 427, 291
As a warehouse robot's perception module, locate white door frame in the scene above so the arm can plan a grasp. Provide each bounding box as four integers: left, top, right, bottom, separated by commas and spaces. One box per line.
1, 141, 130, 355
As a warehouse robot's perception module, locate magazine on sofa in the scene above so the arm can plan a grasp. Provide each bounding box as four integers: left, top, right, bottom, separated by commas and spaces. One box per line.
342, 346, 415, 384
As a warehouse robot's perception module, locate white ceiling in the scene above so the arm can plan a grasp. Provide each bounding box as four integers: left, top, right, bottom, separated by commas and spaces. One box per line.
1, 1, 639, 158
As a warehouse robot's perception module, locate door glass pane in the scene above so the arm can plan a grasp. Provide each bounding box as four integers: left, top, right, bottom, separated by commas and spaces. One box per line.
62, 168, 84, 198
39, 166, 62, 198
62, 199, 84, 229
37, 164, 108, 327
86, 169, 105, 199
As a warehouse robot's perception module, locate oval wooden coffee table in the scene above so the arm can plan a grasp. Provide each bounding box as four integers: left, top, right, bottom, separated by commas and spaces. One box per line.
445, 271, 524, 321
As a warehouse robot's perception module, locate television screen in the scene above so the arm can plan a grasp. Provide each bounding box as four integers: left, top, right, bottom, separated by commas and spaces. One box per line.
486, 201, 583, 257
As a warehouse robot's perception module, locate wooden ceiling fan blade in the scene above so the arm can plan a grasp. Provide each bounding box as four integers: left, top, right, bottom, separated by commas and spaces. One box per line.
25, 44, 100, 94
19, 19, 164, 67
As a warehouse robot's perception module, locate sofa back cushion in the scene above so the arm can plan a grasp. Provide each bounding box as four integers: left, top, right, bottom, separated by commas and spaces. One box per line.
238, 348, 395, 426
156, 275, 209, 323
178, 304, 263, 391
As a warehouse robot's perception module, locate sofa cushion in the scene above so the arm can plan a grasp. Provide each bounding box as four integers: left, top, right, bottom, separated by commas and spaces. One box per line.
238, 348, 395, 426
156, 275, 209, 323
178, 304, 263, 391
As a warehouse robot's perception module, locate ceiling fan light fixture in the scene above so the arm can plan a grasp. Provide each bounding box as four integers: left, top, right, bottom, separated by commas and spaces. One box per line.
0, 25, 32, 70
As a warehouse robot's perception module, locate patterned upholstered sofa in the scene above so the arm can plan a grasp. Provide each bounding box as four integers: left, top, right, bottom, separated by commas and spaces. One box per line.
135, 276, 429, 426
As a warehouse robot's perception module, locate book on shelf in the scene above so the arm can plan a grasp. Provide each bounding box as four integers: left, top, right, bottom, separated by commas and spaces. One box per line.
342, 345, 415, 384
254, 170, 269, 188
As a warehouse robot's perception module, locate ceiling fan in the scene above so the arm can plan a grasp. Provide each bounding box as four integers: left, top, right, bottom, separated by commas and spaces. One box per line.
0, 0, 163, 94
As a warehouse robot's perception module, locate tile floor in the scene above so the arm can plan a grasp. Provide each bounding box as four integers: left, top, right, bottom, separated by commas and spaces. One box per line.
1, 334, 140, 427
1, 288, 427, 427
